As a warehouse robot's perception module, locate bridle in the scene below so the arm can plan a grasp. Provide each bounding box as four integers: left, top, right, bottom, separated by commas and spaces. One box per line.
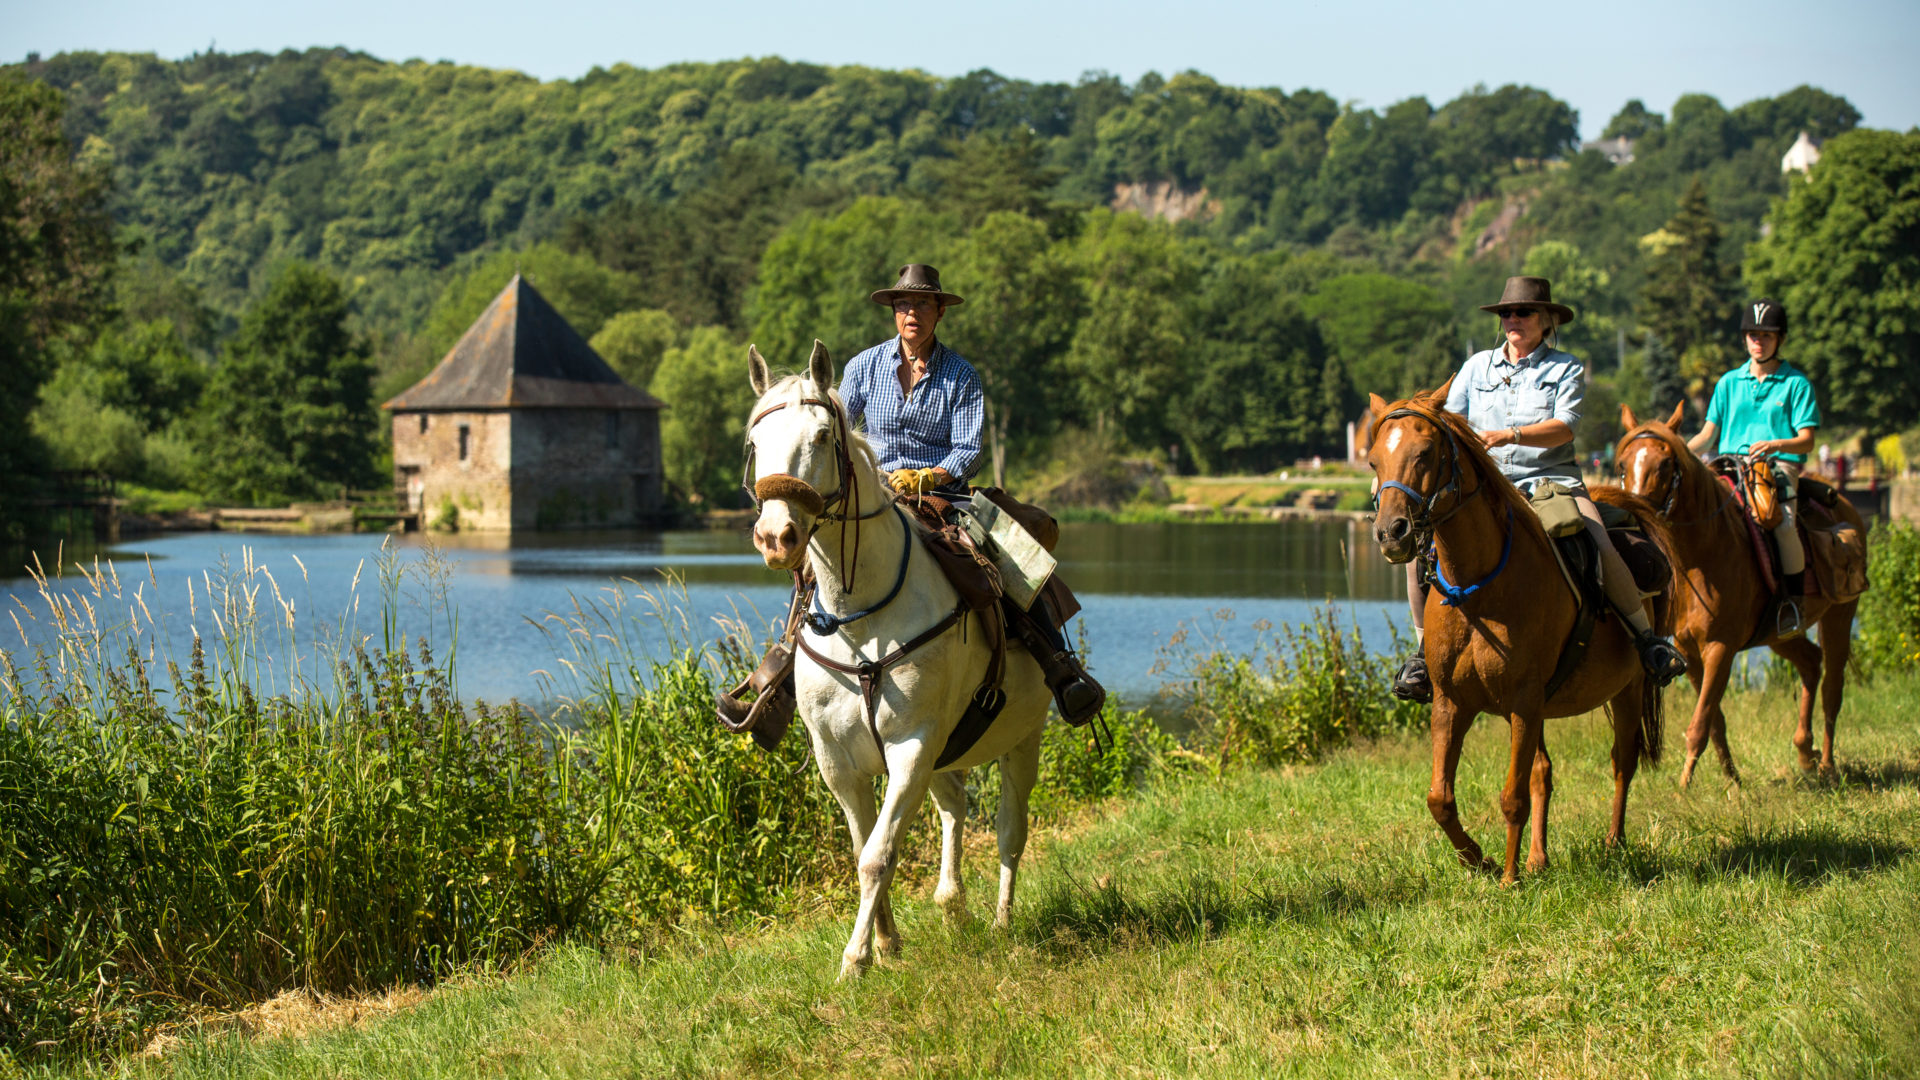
1371, 406, 1513, 607
1619, 429, 1681, 517
743, 393, 890, 589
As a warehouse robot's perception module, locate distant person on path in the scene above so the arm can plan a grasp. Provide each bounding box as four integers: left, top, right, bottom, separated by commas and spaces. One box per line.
1685, 298, 1821, 633
842, 264, 1104, 723
1389, 276, 1688, 703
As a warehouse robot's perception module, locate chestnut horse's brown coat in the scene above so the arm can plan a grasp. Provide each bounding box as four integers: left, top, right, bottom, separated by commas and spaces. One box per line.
1368, 384, 1676, 884
1615, 403, 1865, 784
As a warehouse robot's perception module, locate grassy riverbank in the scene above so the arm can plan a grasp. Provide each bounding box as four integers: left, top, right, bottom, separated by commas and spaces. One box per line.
47, 668, 1920, 1079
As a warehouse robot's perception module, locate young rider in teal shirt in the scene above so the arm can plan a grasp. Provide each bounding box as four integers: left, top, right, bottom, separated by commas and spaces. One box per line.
1687, 298, 1822, 632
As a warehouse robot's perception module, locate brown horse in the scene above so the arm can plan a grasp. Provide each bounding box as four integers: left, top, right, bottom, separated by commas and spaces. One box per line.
1614, 402, 1864, 784
1368, 383, 1674, 884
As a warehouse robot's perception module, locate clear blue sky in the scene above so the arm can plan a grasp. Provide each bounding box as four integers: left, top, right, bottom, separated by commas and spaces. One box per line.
9, 0, 1918, 140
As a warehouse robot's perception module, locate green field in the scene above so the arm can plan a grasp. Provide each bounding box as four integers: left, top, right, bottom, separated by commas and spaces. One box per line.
70, 672, 1920, 1079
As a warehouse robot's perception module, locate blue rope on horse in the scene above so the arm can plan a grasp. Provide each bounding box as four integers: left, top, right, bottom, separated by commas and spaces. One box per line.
806, 505, 914, 636
1428, 504, 1514, 606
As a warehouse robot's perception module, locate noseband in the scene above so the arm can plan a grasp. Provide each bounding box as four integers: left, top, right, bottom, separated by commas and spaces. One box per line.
744, 393, 890, 588
1372, 406, 1512, 607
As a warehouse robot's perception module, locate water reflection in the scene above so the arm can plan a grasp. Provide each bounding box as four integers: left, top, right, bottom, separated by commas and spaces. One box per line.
1, 519, 1405, 706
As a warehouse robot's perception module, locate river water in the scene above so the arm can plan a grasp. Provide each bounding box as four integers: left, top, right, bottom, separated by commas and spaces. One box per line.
2, 520, 1408, 709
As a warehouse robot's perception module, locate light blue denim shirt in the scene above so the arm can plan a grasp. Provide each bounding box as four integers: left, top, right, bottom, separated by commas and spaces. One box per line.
1444, 342, 1585, 484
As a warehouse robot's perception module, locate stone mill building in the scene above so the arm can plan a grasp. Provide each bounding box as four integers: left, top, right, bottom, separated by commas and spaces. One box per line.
383, 275, 665, 531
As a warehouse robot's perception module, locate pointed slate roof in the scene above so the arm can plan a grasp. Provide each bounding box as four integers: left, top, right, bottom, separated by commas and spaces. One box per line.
383, 275, 664, 411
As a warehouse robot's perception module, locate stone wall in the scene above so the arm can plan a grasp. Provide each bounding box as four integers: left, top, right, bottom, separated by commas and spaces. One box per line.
508, 408, 662, 530
391, 411, 514, 531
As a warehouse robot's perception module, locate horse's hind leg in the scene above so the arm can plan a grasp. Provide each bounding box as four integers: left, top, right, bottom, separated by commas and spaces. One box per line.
1606, 684, 1644, 846
840, 751, 936, 980
1527, 740, 1553, 873
1818, 602, 1857, 774
1771, 635, 1823, 773
929, 770, 972, 925
994, 727, 1043, 928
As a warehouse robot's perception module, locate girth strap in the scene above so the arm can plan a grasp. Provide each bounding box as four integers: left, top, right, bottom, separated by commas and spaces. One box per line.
796, 602, 967, 760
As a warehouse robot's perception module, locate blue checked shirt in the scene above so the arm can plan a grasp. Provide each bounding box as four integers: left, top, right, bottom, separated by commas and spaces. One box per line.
1444, 342, 1585, 484
841, 338, 986, 481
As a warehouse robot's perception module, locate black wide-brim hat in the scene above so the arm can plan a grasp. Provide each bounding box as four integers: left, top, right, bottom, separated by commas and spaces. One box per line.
870, 263, 964, 307
1479, 275, 1574, 326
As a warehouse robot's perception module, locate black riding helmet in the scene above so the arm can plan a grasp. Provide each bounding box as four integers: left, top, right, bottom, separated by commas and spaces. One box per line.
1741, 298, 1788, 335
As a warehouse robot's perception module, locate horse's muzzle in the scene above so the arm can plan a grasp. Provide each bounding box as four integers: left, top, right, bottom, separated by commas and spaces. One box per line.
1374, 514, 1418, 563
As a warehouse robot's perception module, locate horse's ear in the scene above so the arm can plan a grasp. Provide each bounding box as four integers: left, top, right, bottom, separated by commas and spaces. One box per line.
1367, 392, 1390, 420
1422, 374, 1455, 407
807, 339, 834, 391
748, 344, 772, 396
1665, 400, 1685, 430
1620, 403, 1641, 430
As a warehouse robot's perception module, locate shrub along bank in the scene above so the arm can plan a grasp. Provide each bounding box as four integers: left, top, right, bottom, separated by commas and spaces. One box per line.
3, 523, 1916, 1063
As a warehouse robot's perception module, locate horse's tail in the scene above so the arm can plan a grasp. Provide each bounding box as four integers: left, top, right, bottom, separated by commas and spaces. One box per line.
1640, 663, 1664, 767
1590, 484, 1680, 636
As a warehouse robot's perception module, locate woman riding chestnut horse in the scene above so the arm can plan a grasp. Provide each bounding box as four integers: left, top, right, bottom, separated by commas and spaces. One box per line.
1615, 298, 1865, 783
1368, 276, 1683, 884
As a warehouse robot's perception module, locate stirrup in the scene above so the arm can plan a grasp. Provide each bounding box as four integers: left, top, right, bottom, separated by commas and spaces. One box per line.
1775, 598, 1805, 638
1391, 654, 1432, 704
1047, 653, 1106, 726
714, 641, 796, 750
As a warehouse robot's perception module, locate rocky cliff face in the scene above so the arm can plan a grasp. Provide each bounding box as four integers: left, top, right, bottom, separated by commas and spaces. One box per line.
1110, 180, 1219, 223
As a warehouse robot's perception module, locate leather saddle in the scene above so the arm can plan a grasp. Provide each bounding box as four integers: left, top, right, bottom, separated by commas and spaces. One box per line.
1705, 457, 1867, 641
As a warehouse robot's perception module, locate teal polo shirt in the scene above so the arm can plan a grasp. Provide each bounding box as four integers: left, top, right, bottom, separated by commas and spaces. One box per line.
1703, 360, 1821, 463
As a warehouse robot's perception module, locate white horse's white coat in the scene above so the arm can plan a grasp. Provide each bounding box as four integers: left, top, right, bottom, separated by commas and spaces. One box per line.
746, 344, 1052, 980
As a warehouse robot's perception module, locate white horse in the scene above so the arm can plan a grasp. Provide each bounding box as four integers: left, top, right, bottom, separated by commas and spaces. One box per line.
746, 341, 1052, 980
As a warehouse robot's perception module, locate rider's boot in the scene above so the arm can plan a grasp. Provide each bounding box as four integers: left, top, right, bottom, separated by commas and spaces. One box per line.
1632, 630, 1688, 687
1008, 599, 1105, 725
1391, 654, 1432, 703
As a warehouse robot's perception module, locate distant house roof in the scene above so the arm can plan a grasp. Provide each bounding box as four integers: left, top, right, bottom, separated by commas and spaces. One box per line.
383, 274, 664, 412
1580, 135, 1636, 165
1782, 131, 1823, 175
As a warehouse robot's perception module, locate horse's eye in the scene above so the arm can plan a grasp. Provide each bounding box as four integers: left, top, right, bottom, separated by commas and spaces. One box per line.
814, 428, 830, 444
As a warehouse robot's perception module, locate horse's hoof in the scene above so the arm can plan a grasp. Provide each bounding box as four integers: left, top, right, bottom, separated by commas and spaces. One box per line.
838, 953, 870, 981
1527, 856, 1550, 874
874, 932, 902, 958
1679, 761, 1697, 788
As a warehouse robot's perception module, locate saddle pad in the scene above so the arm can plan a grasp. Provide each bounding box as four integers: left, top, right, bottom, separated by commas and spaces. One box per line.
1722, 475, 1778, 587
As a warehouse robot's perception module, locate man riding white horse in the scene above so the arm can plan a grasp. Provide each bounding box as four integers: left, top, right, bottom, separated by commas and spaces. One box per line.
842, 263, 1104, 724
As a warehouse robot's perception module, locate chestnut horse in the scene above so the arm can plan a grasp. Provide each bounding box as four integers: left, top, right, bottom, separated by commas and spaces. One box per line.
1614, 402, 1865, 784
1368, 383, 1675, 883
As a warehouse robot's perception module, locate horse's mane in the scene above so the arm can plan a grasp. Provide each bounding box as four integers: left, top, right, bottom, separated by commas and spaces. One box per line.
754, 374, 881, 475
1375, 395, 1546, 545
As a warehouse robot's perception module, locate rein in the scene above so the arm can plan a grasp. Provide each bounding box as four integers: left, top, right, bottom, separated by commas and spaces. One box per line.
1373, 406, 1515, 606
805, 506, 914, 635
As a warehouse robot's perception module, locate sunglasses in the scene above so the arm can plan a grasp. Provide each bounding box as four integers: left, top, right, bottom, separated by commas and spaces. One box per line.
1499, 307, 1539, 320
892, 298, 939, 313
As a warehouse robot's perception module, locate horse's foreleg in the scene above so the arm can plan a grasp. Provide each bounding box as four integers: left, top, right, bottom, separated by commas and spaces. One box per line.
993, 728, 1043, 929
841, 752, 936, 981
1679, 640, 1725, 785
1498, 711, 1544, 885
1606, 683, 1645, 846
929, 770, 971, 925
1527, 741, 1553, 873
819, 758, 884, 977
1818, 603, 1856, 774
1426, 697, 1489, 873
1771, 635, 1823, 773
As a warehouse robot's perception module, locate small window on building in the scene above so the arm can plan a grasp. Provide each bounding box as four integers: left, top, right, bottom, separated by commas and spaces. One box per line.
418, 414, 428, 435
458, 424, 470, 461
605, 411, 620, 449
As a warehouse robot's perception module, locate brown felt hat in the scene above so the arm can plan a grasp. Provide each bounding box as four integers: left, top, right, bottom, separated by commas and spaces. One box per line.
870, 264, 964, 307
1479, 276, 1574, 326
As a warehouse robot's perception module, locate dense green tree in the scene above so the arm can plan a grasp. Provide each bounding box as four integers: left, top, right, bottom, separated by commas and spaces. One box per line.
919, 130, 1066, 229
590, 309, 681, 391
648, 326, 754, 505
1746, 129, 1920, 435
942, 212, 1082, 484
195, 262, 377, 505
1638, 177, 1736, 412
0, 72, 117, 517
1602, 100, 1663, 141
1521, 241, 1617, 366
1302, 273, 1453, 400
1061, 210, 1201, 449
747, 197, 957, 368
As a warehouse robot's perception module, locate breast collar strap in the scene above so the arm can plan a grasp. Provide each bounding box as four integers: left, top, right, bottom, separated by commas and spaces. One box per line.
805, 505, 913, 635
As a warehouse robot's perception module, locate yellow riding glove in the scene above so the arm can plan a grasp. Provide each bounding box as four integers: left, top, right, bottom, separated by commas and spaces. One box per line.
887, 468, 938, 494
